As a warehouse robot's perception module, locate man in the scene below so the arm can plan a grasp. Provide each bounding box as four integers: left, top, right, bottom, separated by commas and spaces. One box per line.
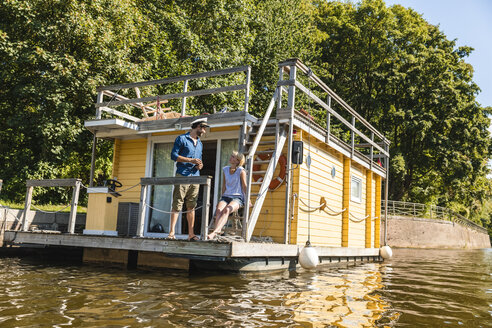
168, 117, 209, 241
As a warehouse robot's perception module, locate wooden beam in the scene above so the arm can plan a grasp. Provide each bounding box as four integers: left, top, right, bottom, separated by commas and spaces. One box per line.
140, 176, 212, 186
26, 179, 82, 187
4, 232, 232, 257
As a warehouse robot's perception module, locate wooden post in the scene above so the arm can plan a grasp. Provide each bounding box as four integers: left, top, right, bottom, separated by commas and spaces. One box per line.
374, 175, 381, 248
137, 184, 148, 237
200, 178, 211, 240
68, 180, 81, 234
365, 170, 372, 248
21, 186, 33, 232
342, 157, 350, 247
181, 79, 188, 116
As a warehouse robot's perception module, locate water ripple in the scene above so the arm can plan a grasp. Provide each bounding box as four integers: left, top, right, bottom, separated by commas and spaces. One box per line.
0, 249, 490, 327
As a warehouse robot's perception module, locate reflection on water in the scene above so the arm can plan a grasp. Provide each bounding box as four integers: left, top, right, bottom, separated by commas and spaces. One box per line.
285, 266, 388, 327
0, 248, 491, 327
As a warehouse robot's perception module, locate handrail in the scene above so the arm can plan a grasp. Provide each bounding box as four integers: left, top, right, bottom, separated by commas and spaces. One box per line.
383, 200, 488, 234
278, 58, 390, 144
94, 65, 251, 120
246, 89, 279, 161
22, 179, 82, 234
137, 176, 212, 240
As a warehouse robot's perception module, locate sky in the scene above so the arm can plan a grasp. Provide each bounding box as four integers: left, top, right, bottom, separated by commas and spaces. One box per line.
384, 0, 492, 108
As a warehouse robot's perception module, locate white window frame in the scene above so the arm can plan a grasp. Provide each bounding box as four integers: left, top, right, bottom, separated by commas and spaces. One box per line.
351, 175, 362, 203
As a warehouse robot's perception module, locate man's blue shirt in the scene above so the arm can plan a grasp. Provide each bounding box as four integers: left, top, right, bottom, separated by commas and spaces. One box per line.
171, 132, 203, 176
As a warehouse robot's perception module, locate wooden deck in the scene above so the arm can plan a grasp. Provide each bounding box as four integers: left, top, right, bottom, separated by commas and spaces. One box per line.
2, 231, 381, 272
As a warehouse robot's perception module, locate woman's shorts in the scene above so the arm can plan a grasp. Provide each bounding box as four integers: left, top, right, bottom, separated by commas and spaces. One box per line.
219, 196, 244, 208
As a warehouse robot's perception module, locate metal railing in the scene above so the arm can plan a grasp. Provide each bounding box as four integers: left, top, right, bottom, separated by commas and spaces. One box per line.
95, 66, 251, 121
383, 200, 488, 234
137, 176, 212, 240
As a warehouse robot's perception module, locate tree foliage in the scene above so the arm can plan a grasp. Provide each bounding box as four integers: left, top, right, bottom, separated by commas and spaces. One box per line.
0, 0, 490, 227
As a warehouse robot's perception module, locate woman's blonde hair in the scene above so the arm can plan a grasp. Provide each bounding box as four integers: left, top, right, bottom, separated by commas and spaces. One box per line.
232, 150, 245, 167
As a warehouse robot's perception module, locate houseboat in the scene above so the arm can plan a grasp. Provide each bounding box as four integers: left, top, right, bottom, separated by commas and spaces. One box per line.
3, 59, 391, 272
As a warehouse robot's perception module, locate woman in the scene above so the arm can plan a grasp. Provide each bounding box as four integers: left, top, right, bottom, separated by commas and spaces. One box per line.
208, 151, 248, 240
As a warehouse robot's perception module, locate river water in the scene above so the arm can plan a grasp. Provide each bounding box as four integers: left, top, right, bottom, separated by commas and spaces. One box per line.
0, 248, 490, 327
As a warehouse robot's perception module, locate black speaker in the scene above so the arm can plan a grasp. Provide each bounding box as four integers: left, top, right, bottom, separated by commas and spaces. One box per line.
292, 141, 303, 165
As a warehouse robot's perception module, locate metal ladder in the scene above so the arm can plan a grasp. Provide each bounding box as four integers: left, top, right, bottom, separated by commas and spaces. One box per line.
241, 96, 288, 241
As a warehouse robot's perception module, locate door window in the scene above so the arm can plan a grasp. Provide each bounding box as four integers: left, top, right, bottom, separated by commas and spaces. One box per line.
148, 143, 175, 234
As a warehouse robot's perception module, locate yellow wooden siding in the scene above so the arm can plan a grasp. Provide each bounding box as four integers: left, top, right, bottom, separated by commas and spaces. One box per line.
113, 138, 148, 203
295, 138, 345, 247
342, 157, 350, 247
348, 165, 366, 248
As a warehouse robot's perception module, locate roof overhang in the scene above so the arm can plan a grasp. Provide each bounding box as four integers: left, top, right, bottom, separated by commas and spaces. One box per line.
84, 111, 257, 139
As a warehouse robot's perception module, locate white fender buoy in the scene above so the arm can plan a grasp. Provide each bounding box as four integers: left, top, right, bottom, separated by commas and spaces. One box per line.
299, 244, 319, 269
380, 245, 393, 259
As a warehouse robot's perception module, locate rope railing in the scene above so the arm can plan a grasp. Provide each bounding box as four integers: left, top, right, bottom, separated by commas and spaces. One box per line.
383, 200, 488, 234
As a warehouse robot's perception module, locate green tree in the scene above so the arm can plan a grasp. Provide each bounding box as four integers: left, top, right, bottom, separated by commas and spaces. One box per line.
313, 0, 491, 224
0, 0, 163, 202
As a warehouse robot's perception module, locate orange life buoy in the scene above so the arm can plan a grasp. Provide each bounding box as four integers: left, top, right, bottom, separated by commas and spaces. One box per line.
252, 153, 287, 190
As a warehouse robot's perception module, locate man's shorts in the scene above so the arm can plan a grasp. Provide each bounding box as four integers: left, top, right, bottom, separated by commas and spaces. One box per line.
172, 174, 200, 212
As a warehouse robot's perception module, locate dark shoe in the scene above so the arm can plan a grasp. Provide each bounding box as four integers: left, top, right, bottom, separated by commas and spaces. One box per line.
187, 235, 199, 242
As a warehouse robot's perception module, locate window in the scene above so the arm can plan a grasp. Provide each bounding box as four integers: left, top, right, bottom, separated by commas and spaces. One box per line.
148, 142, 175, 234
351, 176, 362, 203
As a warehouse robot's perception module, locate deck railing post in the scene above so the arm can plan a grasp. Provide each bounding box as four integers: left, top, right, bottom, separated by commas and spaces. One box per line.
200, 177, 211, 241
244, 66, 251, 113
96, 91, 103, 119
68, 179, 81, 234
181, 79, 189, 116
137, 184, 148, 237
21, 186, 33, 232
326, 96, 331, 144
283, 63, 297, 244
351, 116, 355, 158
